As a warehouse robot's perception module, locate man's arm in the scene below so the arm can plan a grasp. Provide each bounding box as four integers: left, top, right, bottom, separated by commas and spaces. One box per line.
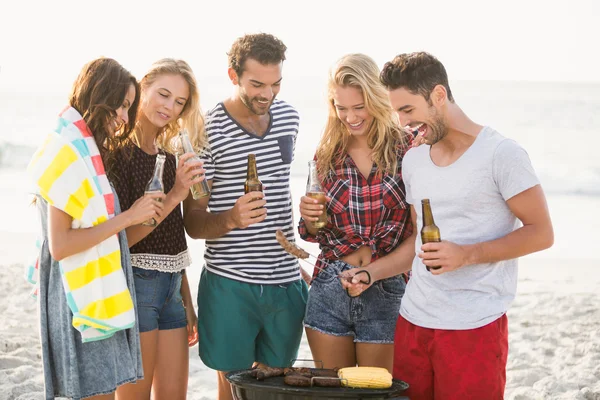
366, 206, 417, 281
340, 206, 417, 295
183, 179, 268, 240
421, 185, 554, 273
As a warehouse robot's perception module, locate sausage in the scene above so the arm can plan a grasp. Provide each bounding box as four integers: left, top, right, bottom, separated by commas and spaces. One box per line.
257, 367, 285, 380
283, 367, 338, 378
284, 367, 312, 377
283, 373, 342, 387
250, 363, 285, 380
275, 230, 310, 259
284, 374, 311, 387
311, 368, 339, 378
313, 377, 342, 387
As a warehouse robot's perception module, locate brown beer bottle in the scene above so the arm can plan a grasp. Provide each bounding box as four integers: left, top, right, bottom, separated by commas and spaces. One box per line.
244, 154, 263, 199
421, 198, 441, 271
306, 160, 327, 229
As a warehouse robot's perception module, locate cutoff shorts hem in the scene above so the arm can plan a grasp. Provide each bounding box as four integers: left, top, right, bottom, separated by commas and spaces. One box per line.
354, 339, 394, 344
304, 323, 355, 339
158, 318, 188, 331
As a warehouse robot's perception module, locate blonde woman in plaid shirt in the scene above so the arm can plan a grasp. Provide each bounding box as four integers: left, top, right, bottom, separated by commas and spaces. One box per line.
298, 53, 414, 373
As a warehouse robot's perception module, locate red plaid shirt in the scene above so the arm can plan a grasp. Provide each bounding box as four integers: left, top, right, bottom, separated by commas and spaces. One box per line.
298, 146, 413, 278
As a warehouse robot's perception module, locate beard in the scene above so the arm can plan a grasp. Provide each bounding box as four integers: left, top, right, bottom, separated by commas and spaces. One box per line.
239, 88, 273, 116
426, 107, 448, 145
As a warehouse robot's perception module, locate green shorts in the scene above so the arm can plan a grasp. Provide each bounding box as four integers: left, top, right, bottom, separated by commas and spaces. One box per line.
197, 269, 308, 371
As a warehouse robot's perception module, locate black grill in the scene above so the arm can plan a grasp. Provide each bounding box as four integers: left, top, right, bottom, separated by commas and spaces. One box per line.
226, 369, 409, 400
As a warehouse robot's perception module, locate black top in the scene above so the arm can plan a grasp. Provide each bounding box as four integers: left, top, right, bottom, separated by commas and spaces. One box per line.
113, 144, 188, 257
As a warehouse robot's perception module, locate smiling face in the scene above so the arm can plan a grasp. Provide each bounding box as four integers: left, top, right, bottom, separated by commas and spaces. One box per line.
332, 85, 373, 138
388, 86, 448, 145
109, 83, 136, 136
232, 58, 282, 116
140, 73, 190, 129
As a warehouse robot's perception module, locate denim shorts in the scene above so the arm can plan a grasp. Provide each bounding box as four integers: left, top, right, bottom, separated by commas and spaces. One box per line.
132, 267, 187, 332
304, 260, 405, 344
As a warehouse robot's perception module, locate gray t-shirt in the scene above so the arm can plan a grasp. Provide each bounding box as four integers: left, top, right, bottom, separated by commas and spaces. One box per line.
400, 126, 539, 330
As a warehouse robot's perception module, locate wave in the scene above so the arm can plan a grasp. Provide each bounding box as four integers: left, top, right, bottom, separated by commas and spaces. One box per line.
292, 165, 600, 198
0, 142, 36, 169
1, 141, 598, 197
536, 167, 600, 197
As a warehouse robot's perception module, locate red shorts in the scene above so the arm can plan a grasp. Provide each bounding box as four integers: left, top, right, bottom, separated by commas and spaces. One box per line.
393, 314, 508, 400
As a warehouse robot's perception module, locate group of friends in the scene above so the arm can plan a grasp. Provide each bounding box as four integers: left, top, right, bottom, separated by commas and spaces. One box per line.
28, 32, 554, 400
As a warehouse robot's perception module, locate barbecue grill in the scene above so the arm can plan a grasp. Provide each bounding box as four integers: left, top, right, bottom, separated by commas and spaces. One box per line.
226, 369, 410, 400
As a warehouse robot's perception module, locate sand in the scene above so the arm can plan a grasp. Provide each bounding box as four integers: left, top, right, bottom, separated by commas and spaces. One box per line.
1, 236, 599, 400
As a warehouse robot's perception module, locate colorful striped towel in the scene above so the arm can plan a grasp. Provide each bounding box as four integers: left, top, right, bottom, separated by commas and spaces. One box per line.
27, 106, 135, 342
24, 237, 41, 299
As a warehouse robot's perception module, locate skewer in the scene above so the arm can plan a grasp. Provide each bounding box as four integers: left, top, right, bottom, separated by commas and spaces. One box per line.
274, 230, 369, 289
275, 230, 338, 279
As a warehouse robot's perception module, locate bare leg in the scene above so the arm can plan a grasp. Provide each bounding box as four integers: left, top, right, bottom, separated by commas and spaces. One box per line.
116, 330, 158, 400
217, 371, 234, 400
89, 393, 115, 400
152, 327, 189, 399
356, 343, 395, 373
305, 327, 356, 369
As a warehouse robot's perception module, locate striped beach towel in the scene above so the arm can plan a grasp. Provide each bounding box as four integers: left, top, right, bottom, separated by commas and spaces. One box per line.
24, 237, 41, 298
27, 106, 135, 342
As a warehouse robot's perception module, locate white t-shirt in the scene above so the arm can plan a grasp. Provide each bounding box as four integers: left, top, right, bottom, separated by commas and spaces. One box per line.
400, 126, 540, 330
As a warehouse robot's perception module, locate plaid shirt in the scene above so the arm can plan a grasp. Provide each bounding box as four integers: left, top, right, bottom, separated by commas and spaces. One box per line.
298, 146, 413, 278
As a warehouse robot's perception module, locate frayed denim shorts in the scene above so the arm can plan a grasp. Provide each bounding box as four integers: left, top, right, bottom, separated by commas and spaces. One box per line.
304, 260, 405, 344
132, 267, 187, 333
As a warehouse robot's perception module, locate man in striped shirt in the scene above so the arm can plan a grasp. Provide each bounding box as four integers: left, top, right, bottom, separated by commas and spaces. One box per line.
183, 33, 309, 400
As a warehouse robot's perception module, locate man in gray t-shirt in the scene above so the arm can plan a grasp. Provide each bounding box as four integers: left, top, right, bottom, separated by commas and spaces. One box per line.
341, 52, 554, 399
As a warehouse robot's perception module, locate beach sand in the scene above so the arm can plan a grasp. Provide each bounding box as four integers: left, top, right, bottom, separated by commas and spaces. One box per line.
1, 177, 599, 399
1, 234, 599, 400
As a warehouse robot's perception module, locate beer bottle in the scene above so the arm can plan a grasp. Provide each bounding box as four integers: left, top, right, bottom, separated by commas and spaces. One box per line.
306, 160, 327, 229
179, 130, 210, 199
244, 154, 263, 202
142, 154, 166, 227
421, 198, 441, 271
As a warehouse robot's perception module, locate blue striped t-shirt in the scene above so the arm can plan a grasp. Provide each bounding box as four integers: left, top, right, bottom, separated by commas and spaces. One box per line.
201, 99, 301, 284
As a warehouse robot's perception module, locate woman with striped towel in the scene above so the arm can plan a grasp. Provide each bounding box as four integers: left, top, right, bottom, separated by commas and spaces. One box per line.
28, 58, 165, 400
113, 59, 206, 400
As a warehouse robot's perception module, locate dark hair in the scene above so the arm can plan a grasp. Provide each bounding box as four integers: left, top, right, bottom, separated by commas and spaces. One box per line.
380, 52, 454, 102
227, 33, 287, 77
69, 57, 140, 178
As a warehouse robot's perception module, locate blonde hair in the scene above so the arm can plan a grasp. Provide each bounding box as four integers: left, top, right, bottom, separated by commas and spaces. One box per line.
316, 53, 409, 178
136, 58, 207, 153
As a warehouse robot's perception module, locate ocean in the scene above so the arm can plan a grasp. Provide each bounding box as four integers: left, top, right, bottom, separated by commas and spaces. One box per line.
1, 80, 599, 266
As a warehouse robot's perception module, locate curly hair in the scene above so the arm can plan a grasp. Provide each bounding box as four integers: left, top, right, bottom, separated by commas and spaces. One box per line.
380, 52, 454, 103
228, 33, 287, 77
316, 54, 410, 179
135, 58, 207, 154
69, 57, 140, 180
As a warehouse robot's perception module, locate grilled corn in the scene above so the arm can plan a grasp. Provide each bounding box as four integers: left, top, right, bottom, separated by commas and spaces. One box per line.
337, 366, 393, 389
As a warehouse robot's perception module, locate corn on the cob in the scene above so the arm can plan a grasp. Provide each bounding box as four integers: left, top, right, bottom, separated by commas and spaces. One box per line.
337, 367, 393, 389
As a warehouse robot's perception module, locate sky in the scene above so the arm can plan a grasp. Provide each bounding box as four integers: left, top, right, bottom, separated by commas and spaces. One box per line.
1, 0, 599, 96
